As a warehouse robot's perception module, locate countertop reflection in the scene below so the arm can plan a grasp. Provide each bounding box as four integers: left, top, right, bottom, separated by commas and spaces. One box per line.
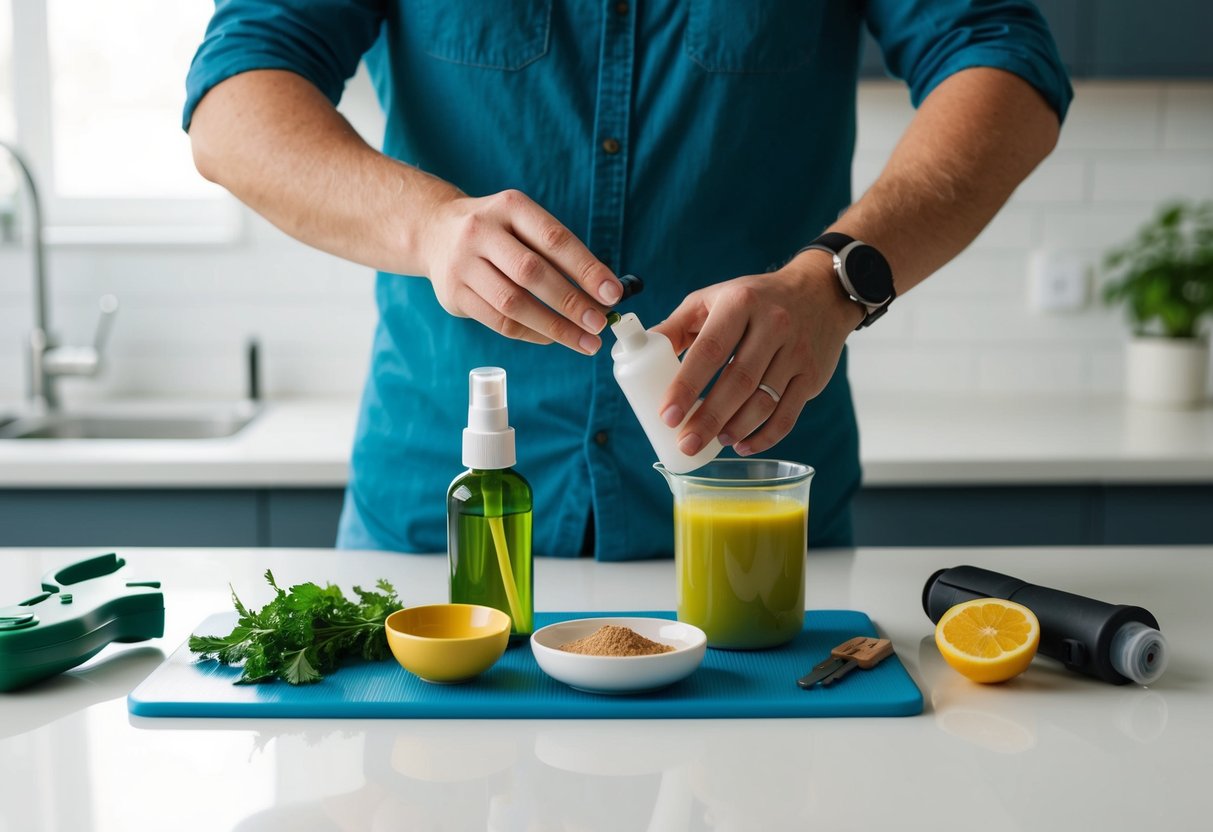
2, 545, 1210, 831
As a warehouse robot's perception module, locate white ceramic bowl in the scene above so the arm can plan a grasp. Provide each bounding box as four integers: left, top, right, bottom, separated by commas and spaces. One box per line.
530, 617, 707, 694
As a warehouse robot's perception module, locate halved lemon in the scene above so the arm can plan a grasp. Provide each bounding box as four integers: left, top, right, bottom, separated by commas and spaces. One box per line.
934, 598, 1040, 684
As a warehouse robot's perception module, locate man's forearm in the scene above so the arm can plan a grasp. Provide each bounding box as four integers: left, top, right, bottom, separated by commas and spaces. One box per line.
190, 69, 459, 275
793, 67, 1061, 298
191, 69, 621, 353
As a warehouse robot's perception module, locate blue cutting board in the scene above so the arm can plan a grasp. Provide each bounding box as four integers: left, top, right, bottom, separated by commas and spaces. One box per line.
128, 610, 922, 719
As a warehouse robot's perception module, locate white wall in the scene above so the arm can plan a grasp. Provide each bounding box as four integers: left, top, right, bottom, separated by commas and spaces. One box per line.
1, 80, 1211, 406
847, 81, 1213, 396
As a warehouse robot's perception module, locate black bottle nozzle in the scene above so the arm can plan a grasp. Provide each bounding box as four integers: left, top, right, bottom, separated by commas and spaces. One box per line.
618, 273, 643, 301
606, 274, 644, 327
923, 565, 1167, 686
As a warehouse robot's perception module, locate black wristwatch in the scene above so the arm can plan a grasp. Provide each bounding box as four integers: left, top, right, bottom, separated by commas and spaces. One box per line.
799, 232, 896, 329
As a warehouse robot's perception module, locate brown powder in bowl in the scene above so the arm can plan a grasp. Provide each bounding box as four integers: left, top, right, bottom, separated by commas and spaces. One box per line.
558, 625, 675, 657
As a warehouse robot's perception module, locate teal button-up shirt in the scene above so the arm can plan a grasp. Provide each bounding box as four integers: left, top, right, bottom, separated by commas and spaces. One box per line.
186, 1, 1070, 559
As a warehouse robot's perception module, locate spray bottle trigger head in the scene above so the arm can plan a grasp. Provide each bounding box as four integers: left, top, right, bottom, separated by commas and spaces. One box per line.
469, 367, 507, 410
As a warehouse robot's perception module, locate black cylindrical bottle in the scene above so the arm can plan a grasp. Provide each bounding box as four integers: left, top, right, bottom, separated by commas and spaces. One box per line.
923, 565, 1166, 685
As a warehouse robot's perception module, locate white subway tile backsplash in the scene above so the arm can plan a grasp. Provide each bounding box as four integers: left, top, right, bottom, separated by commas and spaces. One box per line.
0, 352, 21, 398
967, 208, 1037, 251
976, 349, 1085, 394
914, 253, 1027, 299
1090, 155, 1213, 204
854, 82, 914, 152
2, 80, 1209, 404
97, 303, 377, 346
1055, 83, 1163, 151
61, 354, 247, 400
1161, 85, 1213, 151
0, 251, 29, 301
1038, 206, 1155, 250
911, 298, 1124, 345
846, 344, 978, 394
1014, 156, 1088, 204
850, 152, 886, 199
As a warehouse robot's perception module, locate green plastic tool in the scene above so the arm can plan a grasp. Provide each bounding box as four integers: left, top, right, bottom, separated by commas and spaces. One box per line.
0, 553, 163, 692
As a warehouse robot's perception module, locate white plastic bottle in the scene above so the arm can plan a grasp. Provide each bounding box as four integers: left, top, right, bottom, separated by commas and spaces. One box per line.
609, 312, 722, 474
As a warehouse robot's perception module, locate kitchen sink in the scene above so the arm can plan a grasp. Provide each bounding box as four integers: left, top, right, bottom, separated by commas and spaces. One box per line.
0, 401, 261, 440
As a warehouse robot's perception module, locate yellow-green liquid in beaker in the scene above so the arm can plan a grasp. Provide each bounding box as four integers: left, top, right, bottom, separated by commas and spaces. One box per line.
675, 494, 806, 649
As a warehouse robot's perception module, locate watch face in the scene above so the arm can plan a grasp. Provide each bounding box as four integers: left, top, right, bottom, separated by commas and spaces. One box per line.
843, 245, 893, 303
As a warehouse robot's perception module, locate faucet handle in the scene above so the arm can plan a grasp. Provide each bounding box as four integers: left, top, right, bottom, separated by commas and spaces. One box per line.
93, 294, 119, 352
41, 294, 119, 378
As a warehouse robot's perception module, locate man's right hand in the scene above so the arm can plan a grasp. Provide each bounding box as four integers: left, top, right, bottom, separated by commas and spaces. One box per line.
421, 189, 622, 354
190, 73, 619, 353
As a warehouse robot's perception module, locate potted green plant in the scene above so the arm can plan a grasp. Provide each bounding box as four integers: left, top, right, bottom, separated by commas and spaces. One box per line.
1103, 201, 1213, 407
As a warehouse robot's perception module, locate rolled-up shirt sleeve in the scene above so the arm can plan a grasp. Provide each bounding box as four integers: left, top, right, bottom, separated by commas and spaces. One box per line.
864, 0, 1073, 121
183, 0, 386, 130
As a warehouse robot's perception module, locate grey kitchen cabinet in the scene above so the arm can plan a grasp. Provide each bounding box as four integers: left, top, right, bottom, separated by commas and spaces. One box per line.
1034, 0, 1089, 77
265, 489, 347, 548
0, 489, 262, 547
1100, 486, 1213, 545
852, 484, 1213, 547
2, 484, 1209, 550
1089, 0, 1213, 77
851, 486, 1097, 547
0, 489, 344, 548
859, 1, 1213, 80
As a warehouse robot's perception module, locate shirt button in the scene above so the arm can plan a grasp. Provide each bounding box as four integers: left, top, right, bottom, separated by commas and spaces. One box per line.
594, 430, 610, 446
601, 137, 621, 155
615, 1, 629, 14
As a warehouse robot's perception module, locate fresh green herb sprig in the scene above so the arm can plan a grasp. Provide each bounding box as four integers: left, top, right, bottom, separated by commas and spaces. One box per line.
189, 570, 403, 685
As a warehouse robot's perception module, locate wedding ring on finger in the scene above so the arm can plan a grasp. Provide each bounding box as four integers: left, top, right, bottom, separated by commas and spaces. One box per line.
757, 383, 782, 404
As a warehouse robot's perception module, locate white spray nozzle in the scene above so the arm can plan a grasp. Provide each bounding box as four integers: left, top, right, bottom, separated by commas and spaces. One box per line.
470, 366, 508, 422
610, 312, 648, 352
464, 367, 515, 469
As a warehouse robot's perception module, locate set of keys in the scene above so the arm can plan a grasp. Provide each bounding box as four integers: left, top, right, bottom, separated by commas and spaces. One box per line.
797, 636, 894, 689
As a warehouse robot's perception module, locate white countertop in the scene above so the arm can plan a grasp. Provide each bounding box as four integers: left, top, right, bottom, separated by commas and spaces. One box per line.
1, 545, 1209, 831
1, 392, 1211, 487
0, 399, 356, 488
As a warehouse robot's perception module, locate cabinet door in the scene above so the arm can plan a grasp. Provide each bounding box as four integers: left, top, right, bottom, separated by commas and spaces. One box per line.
1035, 0, 1090, 77
1091, 0, 1213, 77
0, 490, 261, 547
1101, 486, 1213, 544
266, 489, 346, 548
853, 486, 1096, 547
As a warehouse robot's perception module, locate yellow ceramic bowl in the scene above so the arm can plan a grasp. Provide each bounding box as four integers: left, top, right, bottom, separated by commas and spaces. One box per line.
385, 604, 511, 684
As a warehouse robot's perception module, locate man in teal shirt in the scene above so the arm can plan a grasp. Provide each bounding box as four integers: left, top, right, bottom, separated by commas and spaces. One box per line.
185, 1, 1070, 559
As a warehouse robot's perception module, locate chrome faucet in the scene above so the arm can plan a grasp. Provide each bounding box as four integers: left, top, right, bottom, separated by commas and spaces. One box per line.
1, 140, 118, 412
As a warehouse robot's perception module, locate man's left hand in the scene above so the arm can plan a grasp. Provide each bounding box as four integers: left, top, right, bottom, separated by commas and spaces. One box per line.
649, 252, 864, 457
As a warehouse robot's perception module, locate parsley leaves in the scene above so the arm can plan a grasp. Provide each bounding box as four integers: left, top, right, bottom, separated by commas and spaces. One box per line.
189, 570, 403, 685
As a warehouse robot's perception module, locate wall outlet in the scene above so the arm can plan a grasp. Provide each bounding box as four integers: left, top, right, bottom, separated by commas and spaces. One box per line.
1029, 251, 1088, 313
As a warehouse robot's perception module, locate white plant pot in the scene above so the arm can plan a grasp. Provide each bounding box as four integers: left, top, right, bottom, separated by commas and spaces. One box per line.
1124, 336, 1209, 407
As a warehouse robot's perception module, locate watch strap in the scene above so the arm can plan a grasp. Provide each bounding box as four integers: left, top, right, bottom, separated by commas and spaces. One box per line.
801, 231, 855, 256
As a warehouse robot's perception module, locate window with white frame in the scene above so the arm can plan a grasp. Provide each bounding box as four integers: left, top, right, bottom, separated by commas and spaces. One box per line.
4, 0, 237, 243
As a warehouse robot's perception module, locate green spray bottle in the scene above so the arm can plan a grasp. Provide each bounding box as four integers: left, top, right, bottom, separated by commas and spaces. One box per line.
447, 367, 533, 637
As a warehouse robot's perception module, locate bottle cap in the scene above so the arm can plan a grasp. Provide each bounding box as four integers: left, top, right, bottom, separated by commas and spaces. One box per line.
618, 273, 644, 300
462, 367, 516, 470
1109, 620, 1168, 685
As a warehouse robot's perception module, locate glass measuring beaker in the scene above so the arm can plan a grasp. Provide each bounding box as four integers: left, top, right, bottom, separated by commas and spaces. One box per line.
655, 459, 814, 649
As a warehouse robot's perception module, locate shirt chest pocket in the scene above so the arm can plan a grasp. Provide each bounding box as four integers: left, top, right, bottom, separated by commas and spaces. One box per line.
408, 0, 553, 70
685, 0, 822, 73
